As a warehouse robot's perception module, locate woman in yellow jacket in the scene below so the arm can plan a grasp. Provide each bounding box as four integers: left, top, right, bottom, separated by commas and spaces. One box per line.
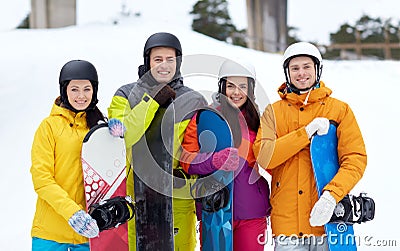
30, 60, 109, 251
254, 42, 367, 250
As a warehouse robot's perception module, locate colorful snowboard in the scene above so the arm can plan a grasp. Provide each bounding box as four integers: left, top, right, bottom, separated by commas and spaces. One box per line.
310, 123, 357, 251
131, 107, 174, 250
81, 123, 128, 251
196, 108, 233, 251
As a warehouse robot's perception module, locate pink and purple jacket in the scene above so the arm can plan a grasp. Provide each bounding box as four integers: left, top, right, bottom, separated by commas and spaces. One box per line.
180, 107, 271, 220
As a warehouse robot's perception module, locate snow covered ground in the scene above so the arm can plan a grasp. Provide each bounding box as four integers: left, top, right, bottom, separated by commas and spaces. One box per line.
0, 0, 399, 250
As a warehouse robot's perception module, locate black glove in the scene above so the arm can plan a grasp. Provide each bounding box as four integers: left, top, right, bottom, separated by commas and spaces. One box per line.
153, 84, 176, 107
173, 169, 187, 189
138, 65, 146, 78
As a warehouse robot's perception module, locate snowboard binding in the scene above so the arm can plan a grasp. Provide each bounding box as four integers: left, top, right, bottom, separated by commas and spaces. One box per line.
191, 176, 230, 212
89, 196, 135, 231
330, 193, 375, 225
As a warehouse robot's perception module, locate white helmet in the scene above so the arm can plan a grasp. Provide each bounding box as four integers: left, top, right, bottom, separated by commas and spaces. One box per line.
282, 42, 323, 92
218, 59, 256, 81
283, 42, 322, 67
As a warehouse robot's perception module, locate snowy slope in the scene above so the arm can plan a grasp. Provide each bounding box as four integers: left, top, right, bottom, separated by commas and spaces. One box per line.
0, 0, 399, 250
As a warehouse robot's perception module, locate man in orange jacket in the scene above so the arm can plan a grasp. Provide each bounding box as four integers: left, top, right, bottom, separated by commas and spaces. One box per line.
254, 42, 367, 250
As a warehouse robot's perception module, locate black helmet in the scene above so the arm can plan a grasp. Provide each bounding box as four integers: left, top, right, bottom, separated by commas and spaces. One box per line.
59, 60, 99, 111
59, 59, 98, 84
143, 32, 182, 57
139, 32, 182, 79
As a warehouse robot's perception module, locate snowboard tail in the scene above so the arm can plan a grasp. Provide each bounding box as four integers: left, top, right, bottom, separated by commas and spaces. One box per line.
310, 123, 357, 251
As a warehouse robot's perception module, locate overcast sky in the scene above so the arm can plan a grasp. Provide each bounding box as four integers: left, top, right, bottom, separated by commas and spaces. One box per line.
1, 0, 399, 45
228, 0, 400, 44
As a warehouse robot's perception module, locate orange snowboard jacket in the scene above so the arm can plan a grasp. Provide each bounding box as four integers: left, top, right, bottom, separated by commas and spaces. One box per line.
254, 82, 367, 237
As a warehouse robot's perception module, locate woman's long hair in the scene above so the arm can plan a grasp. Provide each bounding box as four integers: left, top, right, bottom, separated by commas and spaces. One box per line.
240, 78, 260, 132
86, 106, 106, 129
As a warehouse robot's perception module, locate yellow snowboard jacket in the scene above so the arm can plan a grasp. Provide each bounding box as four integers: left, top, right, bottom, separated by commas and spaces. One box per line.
30, 100, 89, 244
108, 76, 207, 250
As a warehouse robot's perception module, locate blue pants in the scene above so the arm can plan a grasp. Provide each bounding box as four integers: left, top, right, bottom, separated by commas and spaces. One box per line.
274, 236, 329, 251
32, 237, 89, 251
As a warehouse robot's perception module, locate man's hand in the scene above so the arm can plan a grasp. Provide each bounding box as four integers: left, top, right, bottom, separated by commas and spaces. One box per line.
310, 191, 336, 226
305, 117, 330, 139
108, 118, 126, 137
152, 84, 176, 107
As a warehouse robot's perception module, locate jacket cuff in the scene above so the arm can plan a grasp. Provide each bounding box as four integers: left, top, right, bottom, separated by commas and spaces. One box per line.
187, 152, 215, 175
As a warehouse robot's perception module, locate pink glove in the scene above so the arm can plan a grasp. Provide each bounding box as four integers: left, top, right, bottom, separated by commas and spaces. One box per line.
108, 118, 126, 137
212, 147, 240, 171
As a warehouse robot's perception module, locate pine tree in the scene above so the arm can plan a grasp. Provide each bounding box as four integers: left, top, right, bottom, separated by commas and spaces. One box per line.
287, 26, 300, 45
190, 0, 246, 47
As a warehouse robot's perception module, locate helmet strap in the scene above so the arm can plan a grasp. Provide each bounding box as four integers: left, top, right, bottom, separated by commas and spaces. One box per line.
218, 78, 226, 95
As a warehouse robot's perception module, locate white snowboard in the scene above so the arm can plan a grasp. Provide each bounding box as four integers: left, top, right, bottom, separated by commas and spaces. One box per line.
81, 123, 128, 251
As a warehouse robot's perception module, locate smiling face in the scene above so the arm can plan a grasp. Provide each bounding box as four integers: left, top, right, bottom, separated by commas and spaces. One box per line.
149, 47, 177, 84
288, 56, 316, 90
224, 76, 248, 109
66, 80, 93, 111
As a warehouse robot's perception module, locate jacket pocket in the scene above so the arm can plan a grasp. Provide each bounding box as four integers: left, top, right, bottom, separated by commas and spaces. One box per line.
270, 164, 286, 201
257, 178, 271, 216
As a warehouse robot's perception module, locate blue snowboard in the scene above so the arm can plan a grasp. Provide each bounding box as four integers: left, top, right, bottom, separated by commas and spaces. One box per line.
310, 123, 357, 251
196, 108, 233, 251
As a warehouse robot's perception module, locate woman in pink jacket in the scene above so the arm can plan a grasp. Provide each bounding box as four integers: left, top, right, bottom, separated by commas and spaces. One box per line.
180, 59, 271, 250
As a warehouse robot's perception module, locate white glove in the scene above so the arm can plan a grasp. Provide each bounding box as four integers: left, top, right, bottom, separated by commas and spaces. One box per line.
310, 191, 336, 226
305, 117, 330, 139
68, 210, 99, 238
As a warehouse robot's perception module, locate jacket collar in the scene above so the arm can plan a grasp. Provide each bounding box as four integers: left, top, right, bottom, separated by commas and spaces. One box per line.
277, 81, 332, 106
51, 98, 87, 127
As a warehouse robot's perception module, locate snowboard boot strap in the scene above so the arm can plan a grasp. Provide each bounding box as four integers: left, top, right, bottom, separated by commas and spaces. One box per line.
353, 193, 375, 224
329, 193, 375, 225
173, 168, 188, 189
201, 185, 229, 212
89, 196, 135, 231
330, 194, 353, 224
190, 177, 229, 212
